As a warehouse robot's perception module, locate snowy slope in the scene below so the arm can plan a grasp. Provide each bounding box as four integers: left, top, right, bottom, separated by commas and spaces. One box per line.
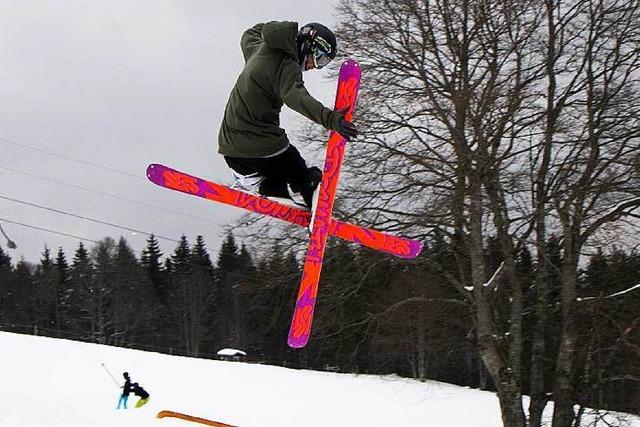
0, 332, 637, 427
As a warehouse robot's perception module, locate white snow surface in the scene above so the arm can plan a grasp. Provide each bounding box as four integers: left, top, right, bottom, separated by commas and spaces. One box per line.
1, 332, 638, 427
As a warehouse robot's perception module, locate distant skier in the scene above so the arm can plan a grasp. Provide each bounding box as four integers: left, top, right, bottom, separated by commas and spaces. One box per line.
218, 21, 358, 209
117, 372, 132, 409
132, 382, 150, 408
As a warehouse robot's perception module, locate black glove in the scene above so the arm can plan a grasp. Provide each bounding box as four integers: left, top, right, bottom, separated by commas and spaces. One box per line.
335, 107, 358, 141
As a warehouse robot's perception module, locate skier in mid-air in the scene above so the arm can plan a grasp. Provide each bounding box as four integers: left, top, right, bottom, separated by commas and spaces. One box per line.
218, 21, 358, 209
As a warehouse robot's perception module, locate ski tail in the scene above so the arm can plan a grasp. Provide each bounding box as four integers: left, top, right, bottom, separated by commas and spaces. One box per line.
157, 410, 237, 427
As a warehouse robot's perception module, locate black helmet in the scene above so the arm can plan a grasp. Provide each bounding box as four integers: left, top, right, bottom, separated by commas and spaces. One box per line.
297, 23, 337, 69
123, 372, 129, 378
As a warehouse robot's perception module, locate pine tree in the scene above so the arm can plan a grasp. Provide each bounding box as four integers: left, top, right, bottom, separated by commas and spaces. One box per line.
215, 232, 242, 348
55, 247, 69, 283
112, 237, 155, 346
171, 235, 191, 274
68, 242, 95, 337
217, 233, 241, 272
0, 245, 12, 324
32, 246, 58, 331
190, 235, 217, 356
39, 246, 53, 270
3, 258, 34, 326
168, 235, 192, 354
242, 243, 297, 362
140, 234, 167, 303
55, 247, 70, 331
232, 243, 256, 350
192, 236, 214, 273
91, 238, 116, 344
0, 245, 11, 269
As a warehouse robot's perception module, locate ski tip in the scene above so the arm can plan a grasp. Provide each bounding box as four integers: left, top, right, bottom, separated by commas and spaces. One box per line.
407, 240, 424, 259
342, 58, 359, 68
374, 239, 423, 259
340, 58, 361, 76
146, 163, 164, 183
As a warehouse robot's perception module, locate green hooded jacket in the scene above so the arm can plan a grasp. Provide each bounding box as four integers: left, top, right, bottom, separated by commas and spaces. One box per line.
217, 21, 341, 158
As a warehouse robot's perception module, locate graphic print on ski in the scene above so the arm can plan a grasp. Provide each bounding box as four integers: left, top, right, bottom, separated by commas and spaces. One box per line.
287, 59, 361, 348
146, 163, 422, 259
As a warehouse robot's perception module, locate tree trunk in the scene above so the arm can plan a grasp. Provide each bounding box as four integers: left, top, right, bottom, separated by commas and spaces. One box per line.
468, 175, 526, 427
552, 236, 579, 426
497, 371, 527, 427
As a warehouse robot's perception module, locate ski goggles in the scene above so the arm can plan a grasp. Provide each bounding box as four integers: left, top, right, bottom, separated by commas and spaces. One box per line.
312, 49, 332, 69
311, 36, 334, 69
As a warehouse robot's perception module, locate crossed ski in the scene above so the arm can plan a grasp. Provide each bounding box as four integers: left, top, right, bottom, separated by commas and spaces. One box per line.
147, 59, 422, 349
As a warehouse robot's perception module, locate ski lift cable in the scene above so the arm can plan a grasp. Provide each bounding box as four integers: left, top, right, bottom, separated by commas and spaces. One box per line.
0, 137, 142, 180
0, 194, 188, 248
0, 217, 101, 245
0, 165, 221, 225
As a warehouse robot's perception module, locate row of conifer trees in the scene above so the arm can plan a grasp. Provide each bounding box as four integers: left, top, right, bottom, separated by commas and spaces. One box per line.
0, 232, 638, 413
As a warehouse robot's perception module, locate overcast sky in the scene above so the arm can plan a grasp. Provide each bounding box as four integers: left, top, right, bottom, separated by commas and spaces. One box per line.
1, 1, 340, 264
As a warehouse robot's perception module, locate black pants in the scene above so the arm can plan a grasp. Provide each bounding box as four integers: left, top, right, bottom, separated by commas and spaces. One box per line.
224, 145, 314, 199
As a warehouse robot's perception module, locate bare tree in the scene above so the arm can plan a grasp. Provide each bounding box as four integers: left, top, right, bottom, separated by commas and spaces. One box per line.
335, 0, 640, 425
335, 0, 547, 424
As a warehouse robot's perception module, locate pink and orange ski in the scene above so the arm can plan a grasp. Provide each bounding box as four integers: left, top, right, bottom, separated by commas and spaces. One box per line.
146, 163, 421, 260
287, 59, 359, 347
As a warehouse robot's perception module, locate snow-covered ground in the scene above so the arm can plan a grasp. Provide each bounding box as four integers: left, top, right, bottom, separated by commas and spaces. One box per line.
0, 332, 637, 427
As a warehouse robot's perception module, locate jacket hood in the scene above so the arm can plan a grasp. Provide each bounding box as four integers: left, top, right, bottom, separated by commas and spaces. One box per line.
262, 21, 299, 60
